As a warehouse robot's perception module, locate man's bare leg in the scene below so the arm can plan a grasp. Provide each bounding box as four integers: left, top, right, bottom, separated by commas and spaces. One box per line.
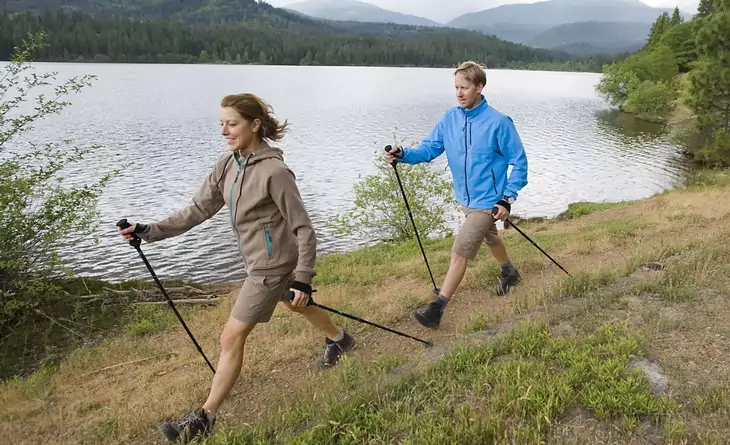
488, 236, 509, 265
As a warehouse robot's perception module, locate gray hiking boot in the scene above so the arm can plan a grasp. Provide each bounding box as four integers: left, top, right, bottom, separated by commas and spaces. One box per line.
159, 408, 215, 443
318, 331, 355, 369
411, 301, 444, 329
495, 266, 521, 296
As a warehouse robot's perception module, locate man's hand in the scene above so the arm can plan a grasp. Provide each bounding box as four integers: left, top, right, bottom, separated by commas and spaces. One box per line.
492, 204, 510, 221
384, 145, 402, 164
290, 288, 310, 307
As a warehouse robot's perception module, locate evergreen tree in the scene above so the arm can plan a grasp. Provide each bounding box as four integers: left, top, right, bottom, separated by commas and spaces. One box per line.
647, 12, 671, 47
688, 0, 730, 165
697, 0, 716, 18
670, 7, 683, 26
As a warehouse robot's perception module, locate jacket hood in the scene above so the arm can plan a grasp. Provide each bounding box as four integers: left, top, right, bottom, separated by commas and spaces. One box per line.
233, 140, 284, 165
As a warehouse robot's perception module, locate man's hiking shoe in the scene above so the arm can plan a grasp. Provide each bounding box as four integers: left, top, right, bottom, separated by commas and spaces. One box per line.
411, 301, 444, 329
159, 408, 215, 443
319, 331, 355, 369
495, 267, 521, 296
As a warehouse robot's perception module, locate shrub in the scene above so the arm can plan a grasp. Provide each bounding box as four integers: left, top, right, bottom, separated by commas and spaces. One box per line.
0, 32, 122, 332
327, 146, 458, 243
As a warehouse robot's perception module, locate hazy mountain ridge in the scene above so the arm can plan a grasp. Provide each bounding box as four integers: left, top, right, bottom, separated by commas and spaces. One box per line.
445, 0, 687, 54
284, 0, 441, 27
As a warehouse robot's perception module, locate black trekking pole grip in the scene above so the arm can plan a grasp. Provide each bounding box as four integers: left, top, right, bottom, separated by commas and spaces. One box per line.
116, 218, 142, 247
384, 144, 402, 166
285, 289, 316, 306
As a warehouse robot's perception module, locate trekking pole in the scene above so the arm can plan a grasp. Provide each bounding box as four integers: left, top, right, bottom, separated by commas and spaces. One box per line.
492, 207, 571, 277
384, 145, 440, 296
116, 219, 216, 374
287, 290, 434, 347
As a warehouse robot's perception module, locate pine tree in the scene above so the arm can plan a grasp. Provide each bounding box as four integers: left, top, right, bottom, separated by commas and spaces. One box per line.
688, 0, 730, 165
670, 7, 683, 26
647, 12, 671, 47
697, 0, 716, 18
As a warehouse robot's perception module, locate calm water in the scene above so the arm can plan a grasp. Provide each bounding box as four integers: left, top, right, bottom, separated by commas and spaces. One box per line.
6, 63, 688, 285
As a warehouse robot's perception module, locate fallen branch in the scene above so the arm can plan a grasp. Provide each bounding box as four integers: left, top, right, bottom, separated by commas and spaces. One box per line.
35, 309, 88, 342
79, 351, 180, 377
134, 297, 220, 306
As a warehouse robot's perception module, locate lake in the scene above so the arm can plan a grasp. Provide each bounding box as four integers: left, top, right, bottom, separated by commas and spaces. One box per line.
6, 63, 689, 285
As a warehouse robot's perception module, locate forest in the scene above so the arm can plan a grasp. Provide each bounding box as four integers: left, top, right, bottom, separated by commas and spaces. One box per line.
0, 1, 622, 71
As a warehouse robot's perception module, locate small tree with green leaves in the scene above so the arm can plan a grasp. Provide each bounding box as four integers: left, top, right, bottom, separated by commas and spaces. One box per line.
0, 32, 122, 332
328, 142, 459, 244
596, 45, 679, 120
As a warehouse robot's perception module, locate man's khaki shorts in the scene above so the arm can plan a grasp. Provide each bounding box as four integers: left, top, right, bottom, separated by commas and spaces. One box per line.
452, 206, 501, 260
231, 272, 295, 324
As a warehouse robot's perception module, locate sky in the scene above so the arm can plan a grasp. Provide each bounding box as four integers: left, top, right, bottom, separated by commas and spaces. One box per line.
269, 0, 700, 23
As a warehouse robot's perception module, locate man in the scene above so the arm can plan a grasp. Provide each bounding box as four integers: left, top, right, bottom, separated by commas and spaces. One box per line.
385, 60, 528, 329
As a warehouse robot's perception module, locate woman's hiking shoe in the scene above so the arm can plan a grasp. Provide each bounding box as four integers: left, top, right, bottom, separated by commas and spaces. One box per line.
495, 267, 521, 296
318, 331, 355, 369
411, 301, 444, 329
159, 408, 215, 443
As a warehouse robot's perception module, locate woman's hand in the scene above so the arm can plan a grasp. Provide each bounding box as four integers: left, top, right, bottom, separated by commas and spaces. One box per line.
117, 221, 147, 242
290, 289, 310, 308
118, 221, 139, 242
289, 281, 313, 307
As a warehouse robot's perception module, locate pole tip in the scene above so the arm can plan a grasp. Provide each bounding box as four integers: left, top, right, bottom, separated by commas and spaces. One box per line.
425, 339, 434, 347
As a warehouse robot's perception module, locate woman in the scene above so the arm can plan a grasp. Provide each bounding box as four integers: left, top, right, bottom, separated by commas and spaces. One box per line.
118, 93, 355, 443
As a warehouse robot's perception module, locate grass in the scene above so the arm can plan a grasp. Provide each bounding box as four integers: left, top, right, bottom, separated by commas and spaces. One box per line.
206, 321, 676, 445
555, 201, 627, 220
2, 169, 730, 444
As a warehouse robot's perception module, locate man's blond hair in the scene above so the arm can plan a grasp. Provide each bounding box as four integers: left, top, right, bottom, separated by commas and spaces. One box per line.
454, 61, 487, 87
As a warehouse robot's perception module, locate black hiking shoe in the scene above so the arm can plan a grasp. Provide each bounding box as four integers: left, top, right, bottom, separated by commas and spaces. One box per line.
159, 408, 215, 443
411, 301, 444, 329
318, 331, 355, 369
495, 267, 521, 296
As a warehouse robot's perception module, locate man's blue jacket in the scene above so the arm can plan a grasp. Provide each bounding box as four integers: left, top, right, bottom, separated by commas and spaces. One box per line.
398, 95, 528, 210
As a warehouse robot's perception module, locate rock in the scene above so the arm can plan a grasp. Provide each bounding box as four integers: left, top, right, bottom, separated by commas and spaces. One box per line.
639, 262, 664, 271
626, 358, 669, 397
554, 321, 575, 336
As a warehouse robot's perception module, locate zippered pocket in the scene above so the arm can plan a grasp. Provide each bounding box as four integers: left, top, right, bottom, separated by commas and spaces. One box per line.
491, 169, 498, 194
264, 223, 273, 258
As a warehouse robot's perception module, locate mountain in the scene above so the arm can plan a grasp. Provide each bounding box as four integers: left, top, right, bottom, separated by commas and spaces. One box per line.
2, 0, 309, 23
1, 2, 579, 69
448, 0, 684, 29
284, 0, 441, 27
527, 20, 651, 55
445, 0, 687, 55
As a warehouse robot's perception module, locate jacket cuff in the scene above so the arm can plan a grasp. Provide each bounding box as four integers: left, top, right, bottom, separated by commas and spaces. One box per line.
137, 224, 155, 242
294, 270, 315, 285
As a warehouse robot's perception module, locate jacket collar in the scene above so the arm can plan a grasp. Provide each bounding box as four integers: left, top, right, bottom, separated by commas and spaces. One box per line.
232, 140, 284, 167
459, 94, 488, 118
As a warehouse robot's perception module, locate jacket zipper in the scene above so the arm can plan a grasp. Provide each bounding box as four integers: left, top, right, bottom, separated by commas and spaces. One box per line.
264, 224, 273, 258
229, 153, 251, 261
491, 169, 498, 195
463, 113, 471, 206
